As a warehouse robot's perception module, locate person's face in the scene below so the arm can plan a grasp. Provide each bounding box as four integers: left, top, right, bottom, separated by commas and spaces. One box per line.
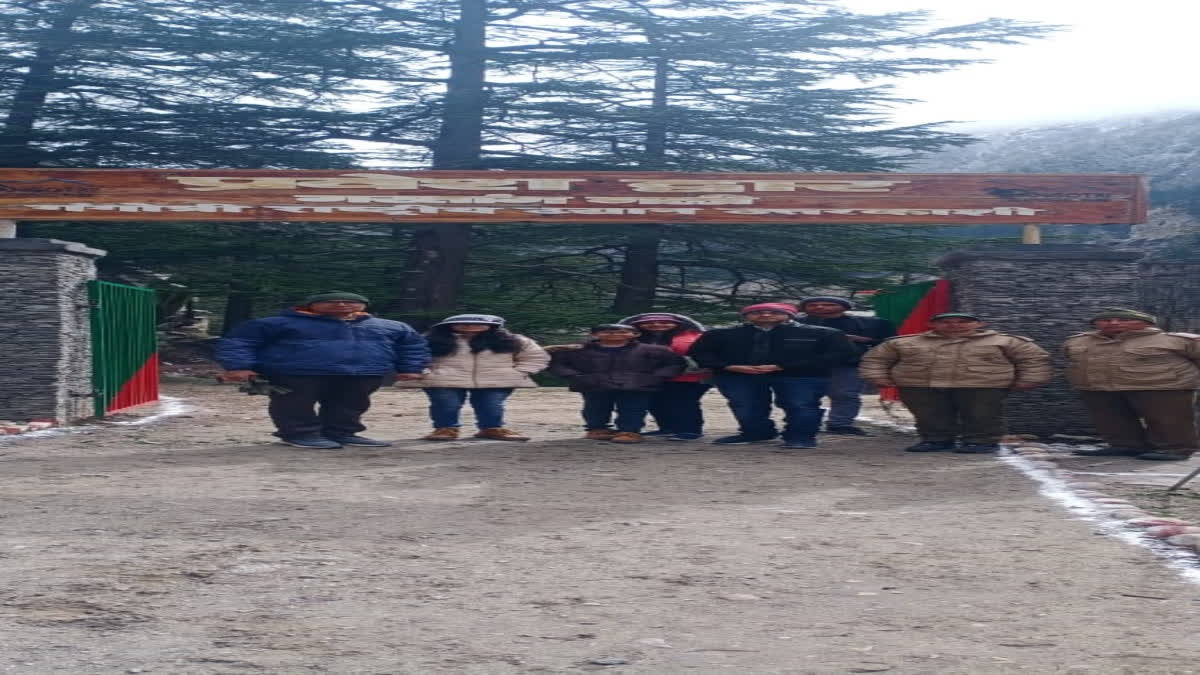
1094, 318, 1151, 335
743, 310, 792, 327
635, 320, 680, 333
592, 329, 639, 344
308, 300, 366, 315
803, 301, 846, 317
929, 317, 984, 336
450, 323, 493, 334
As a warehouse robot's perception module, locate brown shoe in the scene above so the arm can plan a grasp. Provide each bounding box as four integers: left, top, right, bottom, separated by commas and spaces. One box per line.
423, 427, 459, 441
474, 428, 530, 442
585, 429, 617, 440
610, 432, 643, 444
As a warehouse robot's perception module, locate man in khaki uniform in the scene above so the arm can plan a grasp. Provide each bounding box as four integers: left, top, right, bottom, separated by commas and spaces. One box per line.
860, 313, 1052, 453
1065, 308, 1200, 461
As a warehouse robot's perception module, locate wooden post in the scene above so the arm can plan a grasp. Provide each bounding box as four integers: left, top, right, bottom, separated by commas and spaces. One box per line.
1022, 224, 1042, 245
0, 220, 15, 238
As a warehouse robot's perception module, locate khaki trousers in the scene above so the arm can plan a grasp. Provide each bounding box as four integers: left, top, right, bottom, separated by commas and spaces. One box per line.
898, 387, 1010, 444
1076, 390, 1198, 452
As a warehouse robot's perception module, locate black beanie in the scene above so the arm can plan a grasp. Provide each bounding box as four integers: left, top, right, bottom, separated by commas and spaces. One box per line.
301, 292, 370, 305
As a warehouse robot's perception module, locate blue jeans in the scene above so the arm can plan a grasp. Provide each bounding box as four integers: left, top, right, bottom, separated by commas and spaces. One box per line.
825, 365, 865, 428
714, 374, 828, 441
648, 381, 712, 434
580, 391, 653, 432
424, 388, 514, 429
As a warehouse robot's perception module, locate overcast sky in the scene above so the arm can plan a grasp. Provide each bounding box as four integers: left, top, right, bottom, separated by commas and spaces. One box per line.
838, 0, 1200, 128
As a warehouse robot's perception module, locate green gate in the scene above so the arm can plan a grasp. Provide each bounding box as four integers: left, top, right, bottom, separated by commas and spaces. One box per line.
88, 281, 159, 416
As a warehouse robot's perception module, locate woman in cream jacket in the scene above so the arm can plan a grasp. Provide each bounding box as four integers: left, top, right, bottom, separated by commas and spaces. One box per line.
397, 314, 549, 441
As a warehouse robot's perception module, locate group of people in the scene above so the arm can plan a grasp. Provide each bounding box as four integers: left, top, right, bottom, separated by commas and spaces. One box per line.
216, 292, 1200, 462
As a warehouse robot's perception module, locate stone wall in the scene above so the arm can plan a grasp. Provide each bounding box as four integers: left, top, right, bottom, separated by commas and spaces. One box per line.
0, 239, 106, 422
938, 245, 1143, 436
1139, 261, 1200, 333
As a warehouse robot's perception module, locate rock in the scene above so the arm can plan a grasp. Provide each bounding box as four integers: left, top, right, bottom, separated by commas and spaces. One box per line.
1165, 534, 1200, 549
588, 657, 629, 666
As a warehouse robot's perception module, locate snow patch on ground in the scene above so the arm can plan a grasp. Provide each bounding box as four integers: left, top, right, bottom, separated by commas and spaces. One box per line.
0, 396, 189, 444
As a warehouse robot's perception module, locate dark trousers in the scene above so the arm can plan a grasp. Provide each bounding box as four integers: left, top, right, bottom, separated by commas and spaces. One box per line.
714, 374, 828, 441
898, 387, 1009, 444
580, 391, 653, 432
266, 375, 384, 439
647, 382, 712, 434
1077, 390, 1198, 452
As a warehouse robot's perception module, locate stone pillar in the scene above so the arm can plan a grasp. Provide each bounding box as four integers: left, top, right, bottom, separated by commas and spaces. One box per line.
1138, 261, 1200, 333
937, 245, 1143, 437
0, 238, 107, 423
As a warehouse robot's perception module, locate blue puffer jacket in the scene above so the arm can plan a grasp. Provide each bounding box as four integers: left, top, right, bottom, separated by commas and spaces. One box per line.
216, 310, 430, 376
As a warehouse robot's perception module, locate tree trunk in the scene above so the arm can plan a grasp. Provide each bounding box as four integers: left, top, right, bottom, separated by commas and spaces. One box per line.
610, 53, 671, 313
391, 0, 487, 322
0, 0, 98, 168
611, 225, 663, 314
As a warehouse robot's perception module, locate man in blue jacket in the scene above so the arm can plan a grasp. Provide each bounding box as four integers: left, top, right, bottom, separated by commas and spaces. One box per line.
217, 292, 430, 449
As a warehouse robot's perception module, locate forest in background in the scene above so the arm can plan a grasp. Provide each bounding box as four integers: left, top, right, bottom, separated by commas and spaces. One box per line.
2, 0, 1065, 334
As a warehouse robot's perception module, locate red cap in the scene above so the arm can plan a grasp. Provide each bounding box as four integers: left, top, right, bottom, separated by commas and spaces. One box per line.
740, 302, 798, 317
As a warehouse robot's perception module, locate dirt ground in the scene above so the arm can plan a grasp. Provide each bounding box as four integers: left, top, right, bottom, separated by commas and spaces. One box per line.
3, 380, 1200, 675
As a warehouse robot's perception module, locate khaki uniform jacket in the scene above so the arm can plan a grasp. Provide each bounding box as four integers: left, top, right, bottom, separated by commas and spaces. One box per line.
395, 335, 550, 389
1063, 328, 1200, 391
859, 330, 1052, 389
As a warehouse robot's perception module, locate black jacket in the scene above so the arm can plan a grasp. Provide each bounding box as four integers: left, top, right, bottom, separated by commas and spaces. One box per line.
687, 323, 858, 377
549, 342, 687, 392
796, 314, 897, 363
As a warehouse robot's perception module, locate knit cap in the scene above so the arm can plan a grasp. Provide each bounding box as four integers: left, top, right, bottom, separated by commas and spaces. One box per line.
627, 314, 682, 324
931, 312, 982, 321
302, 291, 369, 305
1090, 308, 1156, 324
435, 313, 506, 326
799, 296, 852, 310
740, 302, 799, 317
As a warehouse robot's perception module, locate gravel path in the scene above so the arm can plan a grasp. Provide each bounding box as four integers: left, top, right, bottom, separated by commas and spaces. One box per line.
2, 381, 1199, 674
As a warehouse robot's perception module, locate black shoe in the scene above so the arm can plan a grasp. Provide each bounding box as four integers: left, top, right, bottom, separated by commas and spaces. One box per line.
904, 441, 955, 452
825, 426, 870, 436
954, 443, 1000, 454
324, 434, 392, 447
1071, 447, 1144, 457
641, 429, 674, 437
712, 434, 776, 445
280, 435, 343, 449
1136, 452, 1193, 461
779, 438, 818, 449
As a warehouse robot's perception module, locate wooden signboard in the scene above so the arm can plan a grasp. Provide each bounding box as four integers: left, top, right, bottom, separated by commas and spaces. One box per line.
0, 169, 1147, 225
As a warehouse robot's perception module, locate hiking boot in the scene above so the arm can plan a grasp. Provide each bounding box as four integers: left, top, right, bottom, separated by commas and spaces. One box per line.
585, 429, 617, 440
324, 434, 392, 447
825, 426, 870, 436
279, 435, 343, 449
712, 434, 776, 445
1136, 452, 1193, 461
668, 432, 704, 441
779, 438, 818, 449
610, 432, 643, 443
904, 440, 955, 452
474, 428, 530, 442
1071, 447, 1144, 457
423, 427, 460, 441
954, 443, 1000, 454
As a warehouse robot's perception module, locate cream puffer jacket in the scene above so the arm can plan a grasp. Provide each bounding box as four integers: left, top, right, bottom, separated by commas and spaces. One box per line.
395, 334, 550, 389
859, 330, 1052, 388
1063, 328, 1200, 391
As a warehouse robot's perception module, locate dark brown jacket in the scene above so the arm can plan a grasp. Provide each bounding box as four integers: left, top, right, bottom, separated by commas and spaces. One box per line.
549, 342, 687, 392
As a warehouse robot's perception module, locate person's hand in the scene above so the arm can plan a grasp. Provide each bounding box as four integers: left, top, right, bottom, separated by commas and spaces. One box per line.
872, 379, 897, 387
393, 373, 424, 382
1011, 382, 1041, 391
219, 370, 258, 382
845, 334, 874, 343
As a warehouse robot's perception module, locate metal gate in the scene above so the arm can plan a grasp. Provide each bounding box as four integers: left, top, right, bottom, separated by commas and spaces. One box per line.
88, 281, 159, 416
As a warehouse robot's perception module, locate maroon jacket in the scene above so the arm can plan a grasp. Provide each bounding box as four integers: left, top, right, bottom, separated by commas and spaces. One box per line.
549, 342, 687, 392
